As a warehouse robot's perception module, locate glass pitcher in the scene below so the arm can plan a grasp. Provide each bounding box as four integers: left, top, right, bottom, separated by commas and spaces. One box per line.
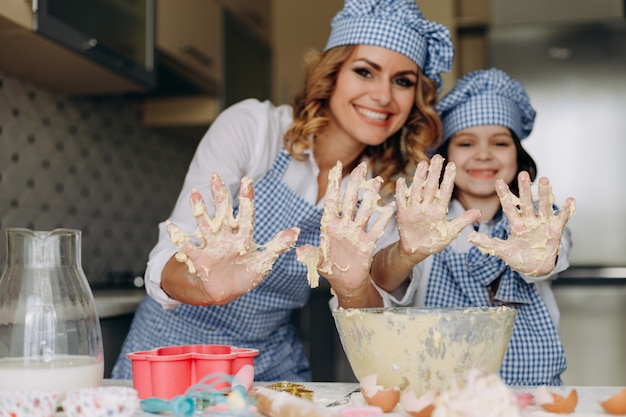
0, 228, 104, 392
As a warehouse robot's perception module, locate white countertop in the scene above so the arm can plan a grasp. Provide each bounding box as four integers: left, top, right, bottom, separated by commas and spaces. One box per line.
94, 380, 623, 417
93, 289, 145, 319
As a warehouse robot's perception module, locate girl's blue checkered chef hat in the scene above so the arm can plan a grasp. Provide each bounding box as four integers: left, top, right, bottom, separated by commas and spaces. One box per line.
324, 0, 454, 92
436, 68, 536, 143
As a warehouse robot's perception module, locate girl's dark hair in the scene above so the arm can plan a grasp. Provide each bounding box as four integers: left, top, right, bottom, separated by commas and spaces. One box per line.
435, 129, 537, 197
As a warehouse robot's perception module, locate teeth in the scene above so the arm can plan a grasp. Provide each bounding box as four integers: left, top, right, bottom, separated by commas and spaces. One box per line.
356, 107, 388, 122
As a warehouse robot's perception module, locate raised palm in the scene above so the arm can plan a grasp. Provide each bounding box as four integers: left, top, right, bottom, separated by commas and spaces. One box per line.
468, 171, 576, 276
396, 154, 480, 258
296, 161, 394, 294
167, 172, 300, 304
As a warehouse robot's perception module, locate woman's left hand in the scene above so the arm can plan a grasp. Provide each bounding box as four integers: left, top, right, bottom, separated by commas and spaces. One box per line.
468, 171, 576, 276
296, 161, 394, 305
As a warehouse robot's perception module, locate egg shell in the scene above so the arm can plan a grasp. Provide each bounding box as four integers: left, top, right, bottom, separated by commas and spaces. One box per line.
600, 387, 626, 415
405, 403, 435, 417
360, 374, 400, 413
400, 389, 437, 417
540, 389, 578, 414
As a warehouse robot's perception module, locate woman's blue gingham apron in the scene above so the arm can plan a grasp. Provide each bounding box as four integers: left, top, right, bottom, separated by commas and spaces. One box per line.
424, 213, 566, 386
112, 148, 323, 381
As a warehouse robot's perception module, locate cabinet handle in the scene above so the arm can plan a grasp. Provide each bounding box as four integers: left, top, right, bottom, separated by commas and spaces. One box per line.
180, 43, 213, 67
83, 38, 98, 50
241, 9, 264, 30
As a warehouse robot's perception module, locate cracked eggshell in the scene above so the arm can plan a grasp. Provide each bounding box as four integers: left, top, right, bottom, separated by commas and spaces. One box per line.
600, 387, 626, 415
400, 388, 437, 417
535, 386, 578, 414
360, 374, 400, 413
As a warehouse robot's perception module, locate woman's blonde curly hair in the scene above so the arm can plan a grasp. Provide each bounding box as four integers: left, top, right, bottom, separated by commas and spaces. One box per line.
283, 45, 442, 199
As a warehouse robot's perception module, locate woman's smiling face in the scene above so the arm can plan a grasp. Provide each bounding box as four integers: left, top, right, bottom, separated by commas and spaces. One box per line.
447, 124, 518, 201
327, 45, 418, 148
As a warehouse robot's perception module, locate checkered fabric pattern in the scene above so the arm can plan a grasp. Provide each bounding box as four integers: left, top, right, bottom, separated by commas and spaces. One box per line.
325, 0, 454, 92
112, 149, 323, 382
425, 214, 566, 386
436, 68, 536, 142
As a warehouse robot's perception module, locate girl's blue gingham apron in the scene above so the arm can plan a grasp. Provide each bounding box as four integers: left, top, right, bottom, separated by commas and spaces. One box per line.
112, 148, 323, 381
424, 213, 566, 386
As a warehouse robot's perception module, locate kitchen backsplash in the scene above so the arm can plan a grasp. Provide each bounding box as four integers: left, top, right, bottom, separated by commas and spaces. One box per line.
0, 71, 200, 287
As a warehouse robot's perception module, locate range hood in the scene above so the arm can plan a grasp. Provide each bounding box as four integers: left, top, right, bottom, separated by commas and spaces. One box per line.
491, 0, 624, 26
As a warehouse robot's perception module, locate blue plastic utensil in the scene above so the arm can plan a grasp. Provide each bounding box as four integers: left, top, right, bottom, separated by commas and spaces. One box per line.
140, 369, 256, 416
140, 395, 196, 417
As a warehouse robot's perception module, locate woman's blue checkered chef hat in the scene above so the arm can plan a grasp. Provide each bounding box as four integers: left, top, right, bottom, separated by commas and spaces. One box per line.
436, 68, 537, 143
324, 0, 454, 92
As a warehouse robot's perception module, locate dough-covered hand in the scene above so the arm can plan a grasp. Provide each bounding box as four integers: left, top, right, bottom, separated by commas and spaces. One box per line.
467, 171, 576, 276
167, 172, 300, 304
396, 154, 481, 259
296, 161, 394, 296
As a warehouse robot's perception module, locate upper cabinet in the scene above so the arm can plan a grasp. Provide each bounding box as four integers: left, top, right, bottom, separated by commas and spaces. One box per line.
153, 0, 272, 97
143, 0, 272, 129
0, 0, 156, 95
417, 0, 490, 90
218, 0, 271, 46
156, 0, 222, 95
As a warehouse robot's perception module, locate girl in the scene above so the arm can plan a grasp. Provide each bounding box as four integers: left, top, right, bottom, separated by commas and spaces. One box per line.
112, 0, 454, 382
371, 68, 576, 385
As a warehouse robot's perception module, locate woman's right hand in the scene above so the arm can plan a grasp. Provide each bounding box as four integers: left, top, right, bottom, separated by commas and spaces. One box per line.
165, 173, 300, 305
396, 154, 481, 260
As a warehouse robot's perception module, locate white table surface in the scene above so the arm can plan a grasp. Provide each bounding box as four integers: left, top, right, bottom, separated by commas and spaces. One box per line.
92, 380, 623, 417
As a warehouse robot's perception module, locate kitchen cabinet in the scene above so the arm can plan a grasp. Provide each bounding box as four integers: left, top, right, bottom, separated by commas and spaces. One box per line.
144, 0, 272, 130
272, 0, 341, 106
156, 0, 222, 95
155, 0, 272, 96
418, 0, 490, 88
0, 0, 154, 95
415, 0, 456, 92
218, 0, 272, 47
454, 0, 490, 79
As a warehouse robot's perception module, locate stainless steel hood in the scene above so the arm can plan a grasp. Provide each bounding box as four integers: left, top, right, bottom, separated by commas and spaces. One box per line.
491, 0, 624, 26
489, 21, 626, 267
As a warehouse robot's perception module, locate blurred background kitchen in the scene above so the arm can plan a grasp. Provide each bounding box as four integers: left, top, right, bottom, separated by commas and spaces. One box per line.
0, 0, 624, 385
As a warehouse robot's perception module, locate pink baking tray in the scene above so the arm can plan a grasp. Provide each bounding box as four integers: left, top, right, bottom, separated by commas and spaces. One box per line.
127, 344, 259, 399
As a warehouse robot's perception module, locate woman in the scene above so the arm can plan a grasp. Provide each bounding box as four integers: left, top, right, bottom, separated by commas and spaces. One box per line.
112, 0, 453, 382
370, 68, 577, 385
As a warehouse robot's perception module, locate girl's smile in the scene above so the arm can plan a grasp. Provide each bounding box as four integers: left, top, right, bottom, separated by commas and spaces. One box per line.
446, 124, 518, 217
466, 168, 499, 179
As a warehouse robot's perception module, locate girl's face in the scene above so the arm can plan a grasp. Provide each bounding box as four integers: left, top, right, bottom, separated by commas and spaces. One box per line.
447, 125, 518, 202
327, 45, 418, 148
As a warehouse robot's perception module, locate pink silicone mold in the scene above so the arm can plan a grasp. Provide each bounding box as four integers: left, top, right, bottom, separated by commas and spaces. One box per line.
127, 344, 259, 399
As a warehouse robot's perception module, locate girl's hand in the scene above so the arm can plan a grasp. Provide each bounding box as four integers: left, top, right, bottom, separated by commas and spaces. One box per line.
167, 173, 300, 305
396, 154, 481, 260
296, 161, 394, 301
467, 171, 576, 276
